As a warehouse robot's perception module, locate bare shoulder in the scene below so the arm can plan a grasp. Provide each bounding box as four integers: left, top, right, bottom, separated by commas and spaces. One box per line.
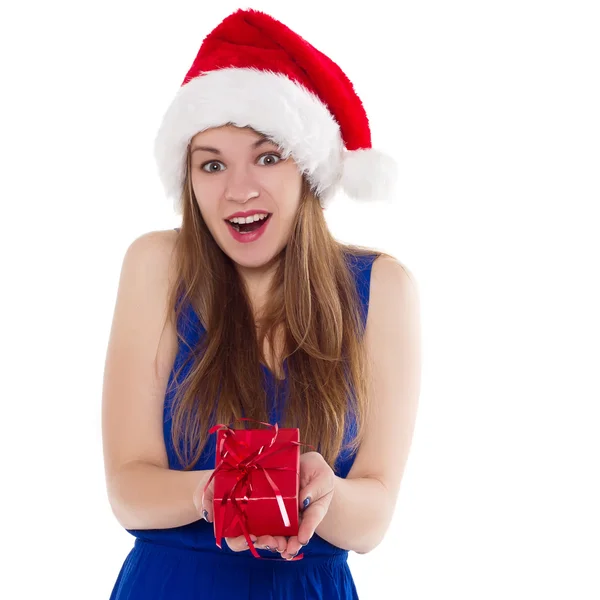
125, 228, 179, 273
123, 227, 180, 364
372, 254, 417, 286
370, 254, 419, 297
364, 253, 421, 400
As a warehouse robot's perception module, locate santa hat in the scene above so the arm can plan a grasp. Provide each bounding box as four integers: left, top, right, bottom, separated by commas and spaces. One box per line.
154, 8, 398, 213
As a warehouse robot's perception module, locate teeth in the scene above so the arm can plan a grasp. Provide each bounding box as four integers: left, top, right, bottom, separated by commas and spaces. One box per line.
228, 213, 269, 224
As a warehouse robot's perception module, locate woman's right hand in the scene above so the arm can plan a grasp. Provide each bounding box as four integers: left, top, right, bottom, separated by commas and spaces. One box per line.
192, 470, 288, 554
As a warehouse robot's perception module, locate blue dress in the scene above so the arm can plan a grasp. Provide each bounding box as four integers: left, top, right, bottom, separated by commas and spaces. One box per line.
109, 231, 377, 599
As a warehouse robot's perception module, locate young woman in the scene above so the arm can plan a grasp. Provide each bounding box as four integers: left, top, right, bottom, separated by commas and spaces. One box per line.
102, 8, 421, 599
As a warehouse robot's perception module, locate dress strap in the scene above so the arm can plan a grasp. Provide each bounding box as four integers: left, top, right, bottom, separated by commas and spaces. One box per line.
346, 253, 378, 333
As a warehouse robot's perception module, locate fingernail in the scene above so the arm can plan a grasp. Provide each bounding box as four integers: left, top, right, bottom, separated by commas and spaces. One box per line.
202, 509, 210, 521
302, 497, 311, 509
265, 545, 271, 551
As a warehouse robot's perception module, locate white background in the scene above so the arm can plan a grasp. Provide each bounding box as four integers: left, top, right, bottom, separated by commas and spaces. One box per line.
1, 1, 599, 598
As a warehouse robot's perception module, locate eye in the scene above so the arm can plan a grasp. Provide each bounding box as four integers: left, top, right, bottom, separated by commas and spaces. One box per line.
257, 153, 281, 166
199, 153, 281, 173
201, 160, 225, 173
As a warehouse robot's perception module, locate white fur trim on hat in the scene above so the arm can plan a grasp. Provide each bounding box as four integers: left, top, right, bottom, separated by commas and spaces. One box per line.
154, 67, 345, 214
341, 148, 399, 204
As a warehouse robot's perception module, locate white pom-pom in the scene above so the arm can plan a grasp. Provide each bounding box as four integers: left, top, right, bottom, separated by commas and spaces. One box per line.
340, 148, 399, 203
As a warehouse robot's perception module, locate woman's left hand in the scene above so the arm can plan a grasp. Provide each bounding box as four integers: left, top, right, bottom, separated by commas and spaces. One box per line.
280, 451, 335, 560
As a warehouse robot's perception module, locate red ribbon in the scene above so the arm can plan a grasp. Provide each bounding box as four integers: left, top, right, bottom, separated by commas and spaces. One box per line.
202, 418, 313, 561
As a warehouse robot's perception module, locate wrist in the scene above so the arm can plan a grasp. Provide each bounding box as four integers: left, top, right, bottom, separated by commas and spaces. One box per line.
314, 473, 341, 537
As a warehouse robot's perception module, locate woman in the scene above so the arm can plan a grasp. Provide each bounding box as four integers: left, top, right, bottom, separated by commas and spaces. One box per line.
103, 8, 421, 599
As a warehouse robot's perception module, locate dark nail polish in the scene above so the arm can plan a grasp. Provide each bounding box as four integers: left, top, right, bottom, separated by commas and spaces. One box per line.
202, 509, 209, 521
303, 497, 311, 509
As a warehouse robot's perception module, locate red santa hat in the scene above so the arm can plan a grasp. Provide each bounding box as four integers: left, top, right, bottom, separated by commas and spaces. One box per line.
154, 8, 398, 213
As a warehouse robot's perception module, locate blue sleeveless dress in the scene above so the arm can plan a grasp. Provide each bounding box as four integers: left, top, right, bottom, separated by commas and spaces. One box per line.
109, 231, 377, 600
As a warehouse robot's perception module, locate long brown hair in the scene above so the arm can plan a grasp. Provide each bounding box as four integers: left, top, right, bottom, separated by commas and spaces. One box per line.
162, 138, 392, 471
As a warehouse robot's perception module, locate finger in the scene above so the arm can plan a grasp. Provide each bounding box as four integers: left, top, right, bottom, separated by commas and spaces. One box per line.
281, 535, 304, 560
253, 535, 282, 553
225, 534, 257, 552
297, 492, 332, 545
298, 476, 331, 513
193, 475, 214, 523
272, 535, 288, 554
298, 489, 312, 513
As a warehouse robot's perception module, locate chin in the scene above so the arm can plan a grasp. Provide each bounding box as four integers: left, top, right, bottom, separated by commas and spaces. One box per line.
228, 242, 286, 271
229, 251, 277, 269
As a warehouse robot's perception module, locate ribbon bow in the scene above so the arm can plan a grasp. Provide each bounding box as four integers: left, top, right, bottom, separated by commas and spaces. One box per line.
202, 418, 313, 560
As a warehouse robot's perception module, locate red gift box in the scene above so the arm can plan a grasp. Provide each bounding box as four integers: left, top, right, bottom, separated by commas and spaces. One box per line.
202, 419, 306, 559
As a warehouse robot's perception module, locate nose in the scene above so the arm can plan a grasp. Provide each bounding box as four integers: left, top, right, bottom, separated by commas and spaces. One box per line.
224, 166, 260, 203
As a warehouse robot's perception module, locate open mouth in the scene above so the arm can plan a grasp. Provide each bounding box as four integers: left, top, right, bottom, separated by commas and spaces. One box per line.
226, 213, 272, 233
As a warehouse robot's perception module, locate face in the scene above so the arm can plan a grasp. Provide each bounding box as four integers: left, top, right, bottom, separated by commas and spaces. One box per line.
188, 125, 303, 276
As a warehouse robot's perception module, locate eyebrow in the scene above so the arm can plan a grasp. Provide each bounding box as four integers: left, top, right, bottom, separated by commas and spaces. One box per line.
190, 136, 275, 155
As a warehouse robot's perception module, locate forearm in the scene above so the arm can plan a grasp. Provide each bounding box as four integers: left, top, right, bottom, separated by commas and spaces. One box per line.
314, 475, 393, 554
107, 460, 211, 530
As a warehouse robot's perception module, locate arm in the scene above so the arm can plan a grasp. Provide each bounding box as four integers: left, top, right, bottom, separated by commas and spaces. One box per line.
107, 461, 211, 530
102, 230, 207, 530
315, 257, 421, 554
314, 474, 393, 554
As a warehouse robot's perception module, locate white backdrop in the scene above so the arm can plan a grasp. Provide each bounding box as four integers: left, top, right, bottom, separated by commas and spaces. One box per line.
1, 1, 599, 598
